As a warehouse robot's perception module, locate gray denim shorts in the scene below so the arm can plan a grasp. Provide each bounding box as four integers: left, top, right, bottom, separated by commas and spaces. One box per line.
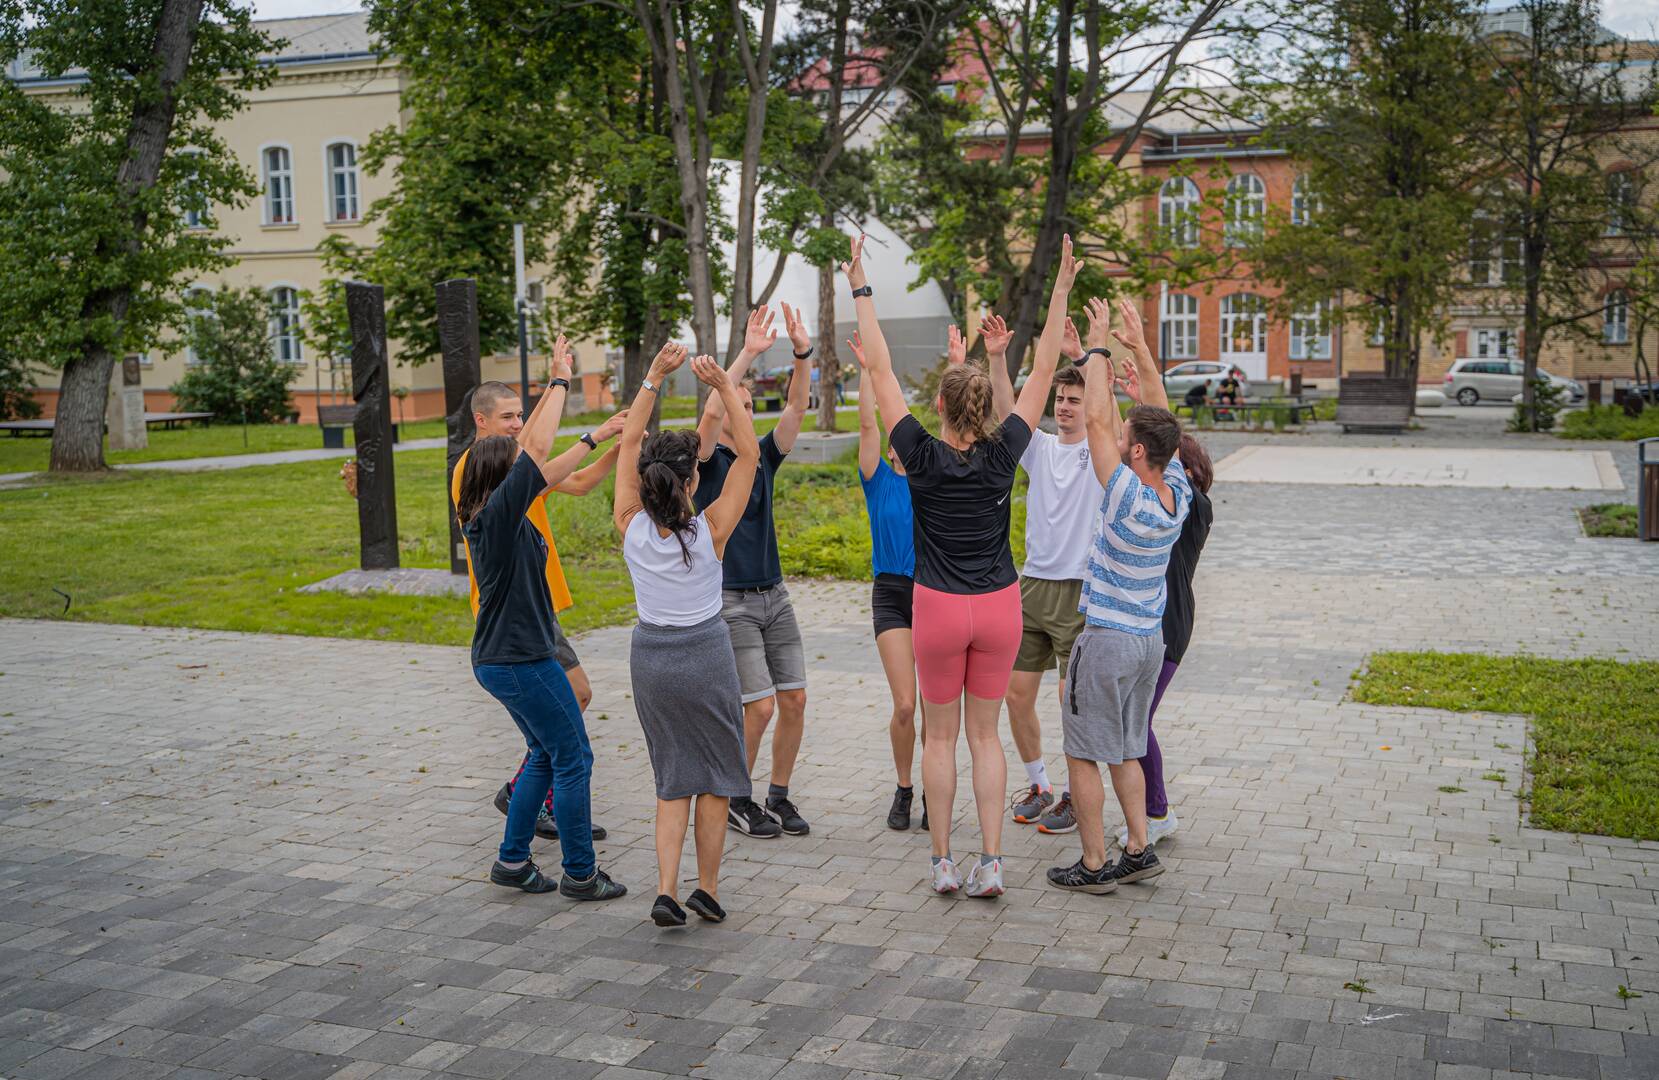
720, 584, 807, 704
1061, 625, 1165, 765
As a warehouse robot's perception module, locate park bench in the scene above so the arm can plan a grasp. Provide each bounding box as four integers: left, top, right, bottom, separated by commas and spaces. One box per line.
0, 411, 213, 437
319, 403, 400, 448
1174, 399, 1319, 427
1336, 373, 1414, 433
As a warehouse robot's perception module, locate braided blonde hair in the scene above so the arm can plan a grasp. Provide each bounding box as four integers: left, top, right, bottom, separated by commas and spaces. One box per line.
937, 364, 999, 446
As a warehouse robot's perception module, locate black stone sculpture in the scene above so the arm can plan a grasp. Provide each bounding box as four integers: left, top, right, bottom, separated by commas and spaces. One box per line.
345, 281, 400, 570
436, 278, 482, 576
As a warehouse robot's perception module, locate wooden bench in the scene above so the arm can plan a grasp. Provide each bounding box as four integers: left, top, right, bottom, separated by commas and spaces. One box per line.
1175, 400, 1319, 427
0, 411, 215, 437
318, 404, 399, 448
1337, 374, 1414, 433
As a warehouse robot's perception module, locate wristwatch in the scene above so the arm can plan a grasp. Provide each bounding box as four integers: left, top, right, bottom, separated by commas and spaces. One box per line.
640, 378, 659, 394
851, 285, 873, 299
794, 346, 813, 360
1079, 347, 1112, 364
549, 377, 571, 390
579, 432, 598, 450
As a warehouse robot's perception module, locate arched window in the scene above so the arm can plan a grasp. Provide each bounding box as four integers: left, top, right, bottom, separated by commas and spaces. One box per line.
1220, 293, 1266, 355
1604, 289, 1629, 344
1289, 299, 1331, 360
263, 146, 295, 224
1291, 174, 1320, 226
1224, 174, 1264, 246
1606, 171, 1637, 236
269, 286, 303, 363
1160, 292, 1199, 359
327, 141, 360, 222
1158, 177, 1200, 248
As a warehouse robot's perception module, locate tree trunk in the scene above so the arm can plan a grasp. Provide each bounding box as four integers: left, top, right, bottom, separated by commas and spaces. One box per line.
648, 0, 717, 360
725, 0, 779, 363
50, 0, 205, 473
817, 254, 839, 431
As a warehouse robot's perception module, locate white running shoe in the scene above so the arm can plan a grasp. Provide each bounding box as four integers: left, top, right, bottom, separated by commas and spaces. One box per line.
931, 856, 961, 894
963, 857, 1004, 898
1116, 812, 1179, 849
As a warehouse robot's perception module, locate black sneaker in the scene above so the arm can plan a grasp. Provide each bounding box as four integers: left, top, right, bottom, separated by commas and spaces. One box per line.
727, 797, 782, 838
489, 859, 558, 893
1105, 846, 1165, 885
493, 782, 607, 841
1045, 858, 1117, 894
766, 795, 810, 836
651, 894, 686, 927
686, 888, 726, 923
559, 868, 626, 901
887, 787, 914, 831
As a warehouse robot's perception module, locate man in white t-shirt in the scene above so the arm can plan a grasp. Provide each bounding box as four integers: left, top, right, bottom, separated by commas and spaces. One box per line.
983, 314, 1101, 835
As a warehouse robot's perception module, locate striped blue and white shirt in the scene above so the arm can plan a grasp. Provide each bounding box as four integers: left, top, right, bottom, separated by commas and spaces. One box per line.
1080, 457, 1193, 635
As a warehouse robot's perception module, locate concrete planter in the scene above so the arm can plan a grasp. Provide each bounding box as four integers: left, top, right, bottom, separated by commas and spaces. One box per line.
788, 430, 860, 464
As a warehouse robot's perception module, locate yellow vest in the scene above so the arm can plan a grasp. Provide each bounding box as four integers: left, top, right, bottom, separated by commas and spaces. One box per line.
452, 447, 575, 615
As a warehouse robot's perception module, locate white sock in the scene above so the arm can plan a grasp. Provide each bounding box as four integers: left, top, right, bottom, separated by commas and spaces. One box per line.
1023, 759, 1050, 791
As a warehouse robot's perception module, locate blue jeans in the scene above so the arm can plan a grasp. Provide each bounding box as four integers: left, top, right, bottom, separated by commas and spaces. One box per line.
473, 657, 596, 878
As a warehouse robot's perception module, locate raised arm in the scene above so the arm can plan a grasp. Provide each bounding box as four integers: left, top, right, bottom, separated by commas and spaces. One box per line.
841, 234, 909, 439
1112, 297, 1166, 411
548, 410, 627, 494
980, 314, 1016, 421
1012, 234, 1083, 431
852, 333, 882, 480
517, 335, 577, 482
1081, 314, 1124, 489
692, 355, 760, 558
698, 305, 774, 460
772, 301, 813, 453
614, 343, 689, 535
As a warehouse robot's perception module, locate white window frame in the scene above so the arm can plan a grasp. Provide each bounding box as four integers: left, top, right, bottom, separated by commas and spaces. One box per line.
1606, 171, 1636, 237
1291, 174, 1320, 226
1160, 292, 1199, 360
1158, 177, 1200, 249
1220, 293, 1266, 354
1470, 208, 1521, 286
182, 286, 214, 366
1474, 328, 1516, 359
1224, 174, 1265, 247
179, 150, 210, 230
268, 284, 304, 365
1289, 299, 1332, 360
323, 139, 360, 223
1604, 289, 1629, 344
261, 143, 296, 225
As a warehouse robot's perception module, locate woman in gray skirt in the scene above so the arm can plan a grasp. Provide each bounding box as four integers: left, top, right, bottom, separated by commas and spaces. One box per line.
613, 344, 760, 927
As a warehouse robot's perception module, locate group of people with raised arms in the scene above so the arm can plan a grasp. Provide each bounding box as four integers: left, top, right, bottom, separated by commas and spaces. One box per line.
449, 228, 1214, 923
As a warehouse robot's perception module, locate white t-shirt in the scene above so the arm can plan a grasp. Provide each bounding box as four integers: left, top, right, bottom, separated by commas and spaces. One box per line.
624, 511, 724, 626
1020, 429, 1105, 581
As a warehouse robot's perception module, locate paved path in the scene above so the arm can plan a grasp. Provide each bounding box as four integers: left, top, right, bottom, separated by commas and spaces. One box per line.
1, 417, 1657, 1080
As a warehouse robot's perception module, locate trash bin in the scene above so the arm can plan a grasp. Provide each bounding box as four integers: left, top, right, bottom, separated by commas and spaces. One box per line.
1641, 437, 1659, 542
1289, 371, 1303, 396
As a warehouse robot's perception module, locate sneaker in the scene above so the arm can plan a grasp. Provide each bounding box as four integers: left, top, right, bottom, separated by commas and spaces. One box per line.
559, 868, 627, 902
765, 795, 810, 836
727, 797, 782, 838
931, 856, 961, 894
1010, 784, 1054, 824
1045, 857, 1117, 894
651, 894, 686, 927
1116, 812, 1179, 849
1104, 846, 1164, 886
489, 859, 558, 893
887, 787, 914, 831
1036, 792, 1077, 835
963, 857, 1004, 899
686, 888, 726, 923
493, 782, 607, 841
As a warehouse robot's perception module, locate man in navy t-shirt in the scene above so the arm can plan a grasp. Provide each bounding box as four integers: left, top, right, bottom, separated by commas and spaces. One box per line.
692, 302, 816, 839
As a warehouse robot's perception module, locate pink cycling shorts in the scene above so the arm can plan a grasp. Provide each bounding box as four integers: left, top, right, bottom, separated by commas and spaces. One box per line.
911, 581, 1023, 704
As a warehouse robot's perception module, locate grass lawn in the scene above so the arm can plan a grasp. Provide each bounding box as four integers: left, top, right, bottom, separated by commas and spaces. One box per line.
1352, 651, 1659, 840
1578, 503, 1638, 538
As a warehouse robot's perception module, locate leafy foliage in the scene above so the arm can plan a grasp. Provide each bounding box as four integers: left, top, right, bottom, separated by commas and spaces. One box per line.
1559, 403, 1659, 440
0, 351, 41, 420
1508, 377, 1564, 431
170, 286, 294, 424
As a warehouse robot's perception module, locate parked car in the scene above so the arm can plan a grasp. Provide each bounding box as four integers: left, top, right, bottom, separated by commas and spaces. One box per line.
1159, 361, 1251, 401
1443, 358, 1583, 406
758, 364, 842, 410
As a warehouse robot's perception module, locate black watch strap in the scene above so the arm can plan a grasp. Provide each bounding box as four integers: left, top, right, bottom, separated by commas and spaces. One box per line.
851, 285, 873, 299
1080, 347, 1112, 364
579, 432, 598, 450
794, 347, 813, 360
549, 377, 571, 390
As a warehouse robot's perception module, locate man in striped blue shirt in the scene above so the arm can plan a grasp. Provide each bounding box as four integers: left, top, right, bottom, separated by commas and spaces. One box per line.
1048, 296, 1191, 896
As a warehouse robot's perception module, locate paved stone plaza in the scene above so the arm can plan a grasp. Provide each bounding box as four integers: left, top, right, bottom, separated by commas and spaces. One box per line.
1, 416, 1656, 1080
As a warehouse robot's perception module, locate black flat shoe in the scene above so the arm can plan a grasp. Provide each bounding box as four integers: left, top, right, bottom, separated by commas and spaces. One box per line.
651, 894, 686, 927
686, 888, 726, 923
489, 860, 557, 893
887, 786, 914, 831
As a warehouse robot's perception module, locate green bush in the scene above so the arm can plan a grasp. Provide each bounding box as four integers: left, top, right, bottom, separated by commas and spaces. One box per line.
1508, 377, 1565, 432
0, 349, 40, 420
1559, 403, 1659, 441
171, 286, 295, 424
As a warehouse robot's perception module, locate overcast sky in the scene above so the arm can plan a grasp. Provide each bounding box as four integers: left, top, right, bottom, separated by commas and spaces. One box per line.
249, 0, 1659, 44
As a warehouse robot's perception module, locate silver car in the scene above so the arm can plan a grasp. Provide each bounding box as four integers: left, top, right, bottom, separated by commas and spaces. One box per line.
1160, 361, 1250, 401
1444, 358, 1584, 406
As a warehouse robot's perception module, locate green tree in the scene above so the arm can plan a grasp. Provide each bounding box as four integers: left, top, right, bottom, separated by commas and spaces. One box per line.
1244, 0, 1494, 391
171, 285, 295, 425
0, 0, 274, 471
0, 351, 41, 421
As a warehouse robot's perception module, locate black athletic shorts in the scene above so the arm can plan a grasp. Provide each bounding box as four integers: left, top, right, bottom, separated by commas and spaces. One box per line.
872, 572, 915, 637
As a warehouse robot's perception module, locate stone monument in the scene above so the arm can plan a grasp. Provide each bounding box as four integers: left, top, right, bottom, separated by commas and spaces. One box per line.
105, 355, 147, 451
345, 282, 399, 570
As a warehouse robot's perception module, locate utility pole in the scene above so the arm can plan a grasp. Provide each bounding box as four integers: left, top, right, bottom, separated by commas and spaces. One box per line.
513, 222, 530, 401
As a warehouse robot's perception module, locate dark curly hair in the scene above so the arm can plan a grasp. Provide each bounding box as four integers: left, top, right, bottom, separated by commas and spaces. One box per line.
638, 429, 702, 566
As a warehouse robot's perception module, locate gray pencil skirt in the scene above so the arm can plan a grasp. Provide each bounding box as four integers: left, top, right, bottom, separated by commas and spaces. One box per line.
630, 613, 752, 801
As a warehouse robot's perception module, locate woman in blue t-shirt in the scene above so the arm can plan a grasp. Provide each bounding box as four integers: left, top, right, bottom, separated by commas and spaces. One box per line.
852, 331, 923, 833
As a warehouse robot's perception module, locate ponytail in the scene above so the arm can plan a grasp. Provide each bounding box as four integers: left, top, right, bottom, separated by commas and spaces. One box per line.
938, 364, 999, 447
637, 430, 701, 566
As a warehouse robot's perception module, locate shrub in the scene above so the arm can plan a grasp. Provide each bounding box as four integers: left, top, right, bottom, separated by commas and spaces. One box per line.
0, 350, 40, 420
171, 286, 295, 424
1509, 378, 1565, 432
1559, 403, 1659, 441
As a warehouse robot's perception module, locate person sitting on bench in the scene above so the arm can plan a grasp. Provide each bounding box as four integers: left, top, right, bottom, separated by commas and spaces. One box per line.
1183, 380, 1210, 411
1215, 370, 1242, 406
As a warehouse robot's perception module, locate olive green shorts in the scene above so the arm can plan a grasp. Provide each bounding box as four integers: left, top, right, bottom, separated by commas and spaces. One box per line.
1013, 575, 1086, 673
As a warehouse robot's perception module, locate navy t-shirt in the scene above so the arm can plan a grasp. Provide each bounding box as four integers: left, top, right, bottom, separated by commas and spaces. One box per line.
693, 431, 786, 589
462, 452, 559, 667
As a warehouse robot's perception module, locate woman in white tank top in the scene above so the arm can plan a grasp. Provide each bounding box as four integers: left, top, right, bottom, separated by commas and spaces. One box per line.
612, 344, 762, 928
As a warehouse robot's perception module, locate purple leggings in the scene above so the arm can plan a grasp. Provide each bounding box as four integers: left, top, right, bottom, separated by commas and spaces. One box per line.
1141, 660, 1179, 818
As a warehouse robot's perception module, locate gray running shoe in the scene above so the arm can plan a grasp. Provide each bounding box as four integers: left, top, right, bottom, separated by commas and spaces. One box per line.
1116, 812, 1178, 849
963, 857, 1004, 899
931, 856, 961, 894
1036, 791, 1076, 834
1010, 784, 1054, 824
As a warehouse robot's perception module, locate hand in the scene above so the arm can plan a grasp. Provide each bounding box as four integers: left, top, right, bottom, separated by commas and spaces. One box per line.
1111, 297, 1146, 353
1084, 297, 1112, 351
946, 324, 967, 366
1055, 233, 1083, 292
1116, 357, 1143, 403
592, 409, 629, 442
690, 354, 730, 390
781, 302, 811, 354
846, 331, 868, 369
743, 306, 777, 355
549, 334, 573, 382
979, 313, 1012, 358
839, 232, 869, 290
647, 341, 688, 380
1062, 316, 1083, 361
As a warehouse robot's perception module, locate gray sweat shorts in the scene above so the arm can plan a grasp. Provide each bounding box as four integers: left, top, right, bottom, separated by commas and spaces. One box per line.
719, 584, 807, 704
1061, 625, 1165, 765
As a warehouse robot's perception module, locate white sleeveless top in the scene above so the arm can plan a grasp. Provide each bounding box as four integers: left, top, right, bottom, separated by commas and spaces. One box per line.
624, 511, 724, 626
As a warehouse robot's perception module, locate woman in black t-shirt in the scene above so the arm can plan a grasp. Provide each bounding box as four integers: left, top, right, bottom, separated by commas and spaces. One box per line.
455, 336, 626, 904
843, 231, 1081, 898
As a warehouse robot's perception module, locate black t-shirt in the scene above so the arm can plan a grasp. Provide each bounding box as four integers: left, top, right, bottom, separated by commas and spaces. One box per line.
890, 413, 1033, 595
693, 432, 786, 589
462, 452, 559, 667
1161, 487, 1212, 664
1184, 384, 1208, 406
